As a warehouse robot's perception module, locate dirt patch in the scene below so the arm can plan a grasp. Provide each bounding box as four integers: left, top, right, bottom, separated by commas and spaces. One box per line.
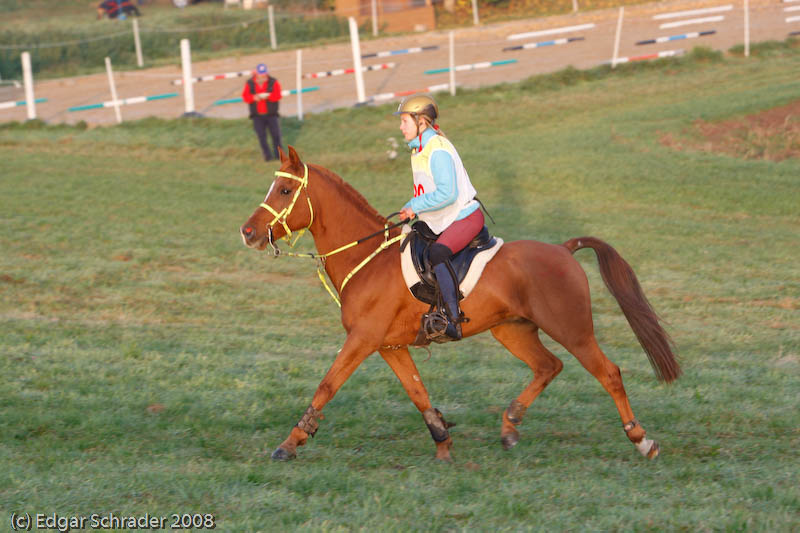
662, 99, 800, 161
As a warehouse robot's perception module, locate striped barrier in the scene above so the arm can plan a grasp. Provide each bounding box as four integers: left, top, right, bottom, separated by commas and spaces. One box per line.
361, 45, 438, 59
305, 63, 395, 79
503, 37, 584, 52
425, 59, 517, 75
610, 49, 684, 65
508, 23, 595, 41
212, 86, 320, 106
660, 16, 723, 29
368, 83, 450, 103
172, 70, 251, 86
636, 30, 715, 45
653, 4, 732, 20
0, 97, 47, 111
68, 93, 178, 112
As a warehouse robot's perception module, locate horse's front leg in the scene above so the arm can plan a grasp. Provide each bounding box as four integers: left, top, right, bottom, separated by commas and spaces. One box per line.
271, 332, 376, 461
379, 346, 454, 462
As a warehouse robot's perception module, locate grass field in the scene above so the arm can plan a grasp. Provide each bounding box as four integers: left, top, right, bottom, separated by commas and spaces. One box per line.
1, 48, 799, 531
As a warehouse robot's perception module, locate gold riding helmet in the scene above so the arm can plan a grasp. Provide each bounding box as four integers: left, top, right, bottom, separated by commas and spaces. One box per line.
393, 94, 439, 123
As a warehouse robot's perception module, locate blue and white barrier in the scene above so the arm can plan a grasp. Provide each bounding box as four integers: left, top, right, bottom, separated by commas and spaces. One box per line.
425, 59, 516, 75
0, 97, 47, 111
636, 30, 715, 45
68, 93, 177, 112
361, 45, 438, 59
503, 37, 584, 52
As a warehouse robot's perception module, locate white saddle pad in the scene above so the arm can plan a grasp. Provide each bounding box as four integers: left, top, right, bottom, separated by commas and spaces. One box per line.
400, 225, 504, 300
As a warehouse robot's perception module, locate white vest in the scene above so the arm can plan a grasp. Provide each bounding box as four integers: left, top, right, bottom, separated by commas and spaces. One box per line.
410, 135, 477, 234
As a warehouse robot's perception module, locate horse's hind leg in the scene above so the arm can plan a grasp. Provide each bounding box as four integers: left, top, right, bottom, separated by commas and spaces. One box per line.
491, 320, 563, 450
379, 346, 454, 462
564, 335, 659, 459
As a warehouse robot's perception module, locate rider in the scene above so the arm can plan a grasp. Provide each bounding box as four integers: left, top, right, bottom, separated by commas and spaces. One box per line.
395, 94, 485, 341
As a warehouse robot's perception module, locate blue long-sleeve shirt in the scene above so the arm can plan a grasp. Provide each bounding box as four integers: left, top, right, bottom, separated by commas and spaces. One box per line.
404, 129, 478, 221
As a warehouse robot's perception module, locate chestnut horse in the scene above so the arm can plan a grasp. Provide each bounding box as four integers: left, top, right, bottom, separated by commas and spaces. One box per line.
240, 146, 681, 462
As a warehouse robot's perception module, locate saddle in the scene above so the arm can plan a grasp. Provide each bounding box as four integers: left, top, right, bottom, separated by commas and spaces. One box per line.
400, 221, 499, 306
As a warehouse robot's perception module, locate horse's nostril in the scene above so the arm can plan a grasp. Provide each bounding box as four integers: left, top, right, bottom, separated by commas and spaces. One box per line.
241, 226, 255, 241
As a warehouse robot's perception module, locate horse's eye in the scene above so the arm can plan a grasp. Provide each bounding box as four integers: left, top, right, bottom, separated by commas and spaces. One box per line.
281, 188, 292, 195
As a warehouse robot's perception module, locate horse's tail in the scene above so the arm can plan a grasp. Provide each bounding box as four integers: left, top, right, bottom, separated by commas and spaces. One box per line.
563, 236, 682, 383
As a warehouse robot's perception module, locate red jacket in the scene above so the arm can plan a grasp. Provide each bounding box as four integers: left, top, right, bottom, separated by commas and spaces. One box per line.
242, 76, 282, 116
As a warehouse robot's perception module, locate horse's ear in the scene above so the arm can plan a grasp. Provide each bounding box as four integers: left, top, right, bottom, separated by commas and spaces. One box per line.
278, 146, 288, 163
288, 146, 302, 167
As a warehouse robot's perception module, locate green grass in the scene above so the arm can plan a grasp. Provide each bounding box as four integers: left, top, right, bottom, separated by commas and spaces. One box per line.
1, 48, 799, 531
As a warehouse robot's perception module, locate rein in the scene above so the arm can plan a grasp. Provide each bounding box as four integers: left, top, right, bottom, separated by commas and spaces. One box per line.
260, 165, 408, 308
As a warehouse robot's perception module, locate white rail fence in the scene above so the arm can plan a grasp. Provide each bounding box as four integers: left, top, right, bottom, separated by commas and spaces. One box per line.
1, 0, 792, 125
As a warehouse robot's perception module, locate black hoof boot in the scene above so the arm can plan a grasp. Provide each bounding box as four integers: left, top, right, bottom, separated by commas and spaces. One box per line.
270, 447, 296, 461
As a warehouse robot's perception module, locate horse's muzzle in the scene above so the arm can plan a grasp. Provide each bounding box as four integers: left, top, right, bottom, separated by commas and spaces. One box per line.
240, 224, 263, 248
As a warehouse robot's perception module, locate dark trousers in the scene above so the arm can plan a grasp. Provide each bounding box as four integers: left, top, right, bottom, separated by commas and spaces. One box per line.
252, 114, 282, 161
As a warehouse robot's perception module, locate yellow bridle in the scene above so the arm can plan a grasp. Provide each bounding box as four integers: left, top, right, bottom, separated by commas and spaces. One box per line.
259, 164, 313, 249
259, 165, 404, 308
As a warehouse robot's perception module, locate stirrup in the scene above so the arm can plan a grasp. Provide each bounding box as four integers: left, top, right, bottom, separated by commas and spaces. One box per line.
422, 310, 461, 343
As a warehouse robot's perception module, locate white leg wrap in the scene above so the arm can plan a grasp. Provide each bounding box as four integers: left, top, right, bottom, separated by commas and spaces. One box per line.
635, 437, 654, 457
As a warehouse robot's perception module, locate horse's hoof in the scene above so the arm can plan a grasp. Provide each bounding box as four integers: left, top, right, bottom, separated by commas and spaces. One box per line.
501, 432, 519, 451
270, 447, 296, 461
434, 453, 453, 463
647, 441, 660, 460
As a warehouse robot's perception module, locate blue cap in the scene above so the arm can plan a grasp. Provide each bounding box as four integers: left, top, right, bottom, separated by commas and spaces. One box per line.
256, 63, 268, 74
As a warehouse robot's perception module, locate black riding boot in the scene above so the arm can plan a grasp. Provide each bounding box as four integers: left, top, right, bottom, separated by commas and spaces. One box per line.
433, 262, 462, 340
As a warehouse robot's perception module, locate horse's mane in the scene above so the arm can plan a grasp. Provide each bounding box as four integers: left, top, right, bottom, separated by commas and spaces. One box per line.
311, 164, 387, 224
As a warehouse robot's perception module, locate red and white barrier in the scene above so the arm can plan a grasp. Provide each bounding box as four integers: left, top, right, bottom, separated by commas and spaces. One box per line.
368, 83, 450, 103
172, 69, 252, 86
304, 62, 395, 79
611, 49, 685, 64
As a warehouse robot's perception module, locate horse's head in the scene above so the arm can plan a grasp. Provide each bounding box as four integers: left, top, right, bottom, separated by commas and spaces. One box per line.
240, 145, 314, 252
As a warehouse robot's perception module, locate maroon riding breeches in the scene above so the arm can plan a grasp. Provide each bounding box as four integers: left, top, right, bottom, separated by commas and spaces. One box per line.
436, 208, 485, 255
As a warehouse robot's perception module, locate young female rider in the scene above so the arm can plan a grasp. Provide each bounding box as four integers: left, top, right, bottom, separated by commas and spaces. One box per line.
395, 94, 485, 341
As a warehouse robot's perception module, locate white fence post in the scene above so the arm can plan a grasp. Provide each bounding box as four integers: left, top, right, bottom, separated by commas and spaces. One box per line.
371, 0, 378, 37
180, 39, 196, 115
471, 0, 480, 26
612, 7, 624, 68
296, 49, 303, 121
348, 17, 366, 104
572, 0, 579, 12
21, 51, 36, 120
744, 0, 750, 57
105, 57, 122, 124
268, 5, 277, 50
449, 31, 456, 96
133, 18, 144, 68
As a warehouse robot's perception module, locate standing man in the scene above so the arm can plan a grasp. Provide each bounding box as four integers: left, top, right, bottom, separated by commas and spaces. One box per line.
242, 63, 283, 162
